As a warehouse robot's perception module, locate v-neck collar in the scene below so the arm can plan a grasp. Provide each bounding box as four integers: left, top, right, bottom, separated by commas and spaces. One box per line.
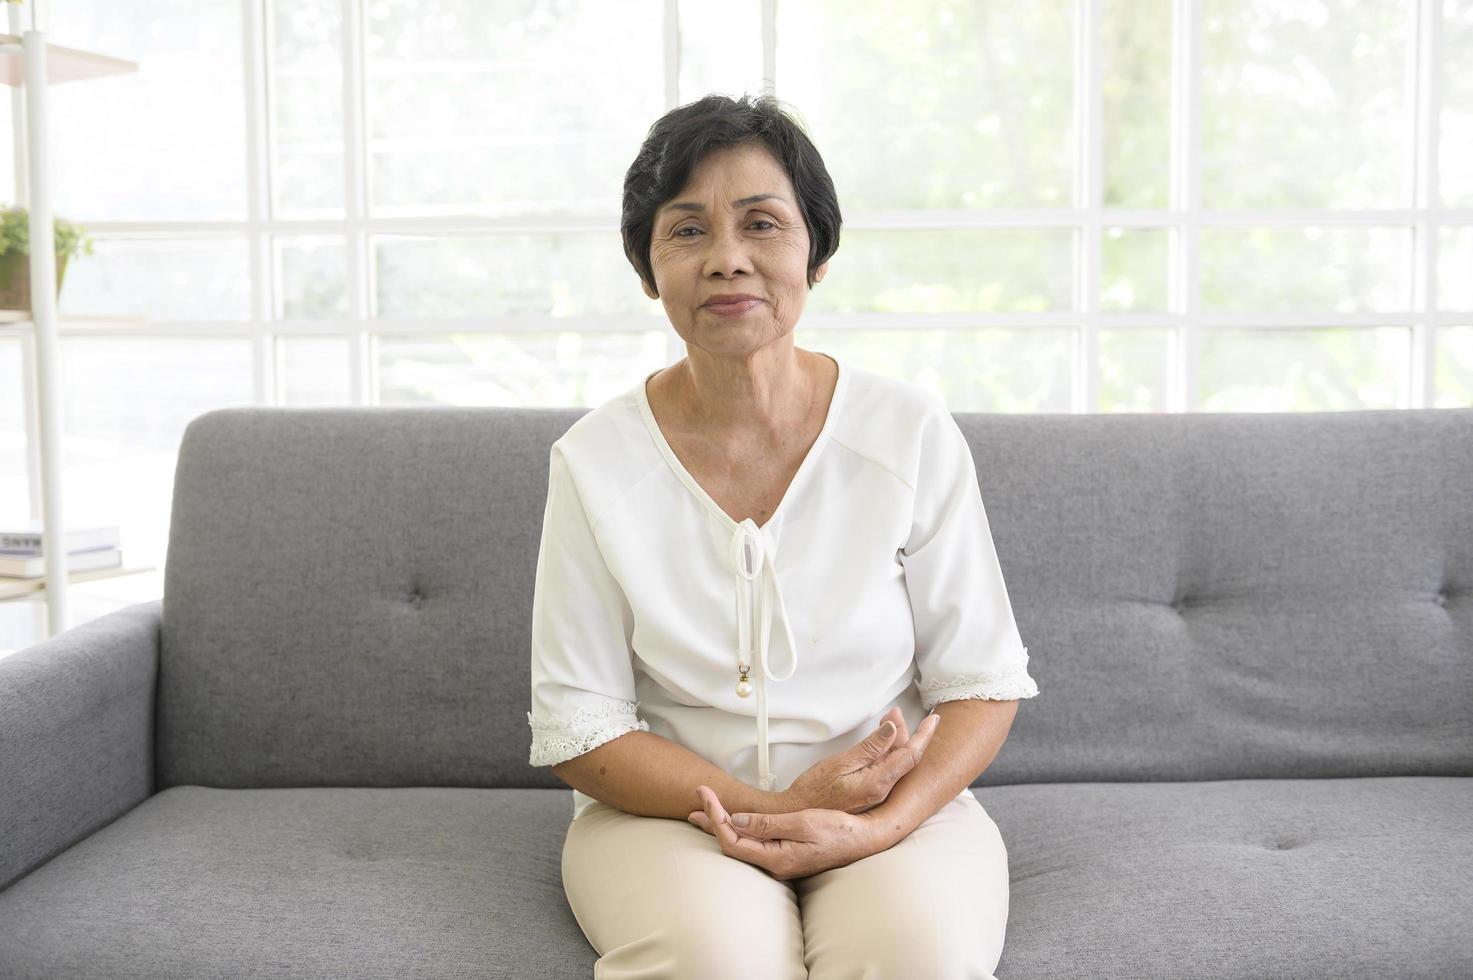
636, 352, 849, 535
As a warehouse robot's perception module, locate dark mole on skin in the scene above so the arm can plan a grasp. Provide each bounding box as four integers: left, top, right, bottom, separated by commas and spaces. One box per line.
600, 766, 607, 776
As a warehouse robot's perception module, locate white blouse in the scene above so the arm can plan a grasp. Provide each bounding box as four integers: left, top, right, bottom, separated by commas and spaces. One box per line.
526, 353, 1040, 820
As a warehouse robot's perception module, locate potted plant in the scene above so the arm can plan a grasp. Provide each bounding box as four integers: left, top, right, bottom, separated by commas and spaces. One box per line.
0, 205, 96, 312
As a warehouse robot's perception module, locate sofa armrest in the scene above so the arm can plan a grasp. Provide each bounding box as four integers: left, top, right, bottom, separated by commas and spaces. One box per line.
0, 598, 160, 894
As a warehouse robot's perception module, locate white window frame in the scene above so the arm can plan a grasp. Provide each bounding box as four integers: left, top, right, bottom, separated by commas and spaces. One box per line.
38, 0, 1469, 412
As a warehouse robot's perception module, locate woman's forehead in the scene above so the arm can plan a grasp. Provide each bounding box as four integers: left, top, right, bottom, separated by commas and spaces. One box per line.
660, 192, 791, 218
685, 144, 789, 186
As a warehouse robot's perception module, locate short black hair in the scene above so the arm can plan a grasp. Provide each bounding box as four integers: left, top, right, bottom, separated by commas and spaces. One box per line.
621, 93, 842, 298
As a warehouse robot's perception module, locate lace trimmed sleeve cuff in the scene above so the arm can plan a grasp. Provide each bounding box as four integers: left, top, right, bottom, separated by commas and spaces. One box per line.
918, 647, 1041, 712
526, 698, 650, 768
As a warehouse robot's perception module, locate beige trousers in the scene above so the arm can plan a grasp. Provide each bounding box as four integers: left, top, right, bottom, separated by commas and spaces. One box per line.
561, 791, 1011, 979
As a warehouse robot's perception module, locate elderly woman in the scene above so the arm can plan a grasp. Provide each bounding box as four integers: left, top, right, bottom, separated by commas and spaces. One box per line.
526, 93, 1040, 979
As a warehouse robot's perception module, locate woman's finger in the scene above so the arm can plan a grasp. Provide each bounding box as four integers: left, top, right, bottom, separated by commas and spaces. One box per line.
877, 712, 934, 762
872, 706, 910, 750
697, 786, 787, 868
724, 810, 799, 840
691, 809, 764, 839
879, 713, 939, 782
699, 786, 743, 850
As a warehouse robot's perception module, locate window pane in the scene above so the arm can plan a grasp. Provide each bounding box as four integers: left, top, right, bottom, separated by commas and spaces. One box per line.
365, 0, 664, 214
1442, 1, 1473, 206
376, 331, 666, 406
800, 328, 1074, 412
679, 0, 764, 103
1439, 226, 1473, 311
275, 236, 349, 319
1103, 0, 1172, 208
59, 336, 253, 570
59, 238, 253, 321
1101, 227, 1170, 312
1435, 325, 1473, 407
0, 336, 25, 523
1099, 327, 1172, 411
278, 336, 351, 406
808, 229, 1075, 314
0, 95, 11, 210
41, 338, 252, 624
270, 0, 345, 218
49, 0, 248, 221
1200, 227, 1410, 312
0, 606, 35, 660
777, 0, 1075, 208
1202, 0, 1411, 208
1199, 327, 1409, 410
374, 232, 658, 317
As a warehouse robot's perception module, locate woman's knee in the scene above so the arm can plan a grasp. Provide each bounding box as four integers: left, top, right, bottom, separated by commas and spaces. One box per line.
807, 912, 1002, 980
565, 813, 807, 980
658, 868, 806, 980
588, 902, 805, 980
653, 925, 807, 980
801, 802, 1008, 979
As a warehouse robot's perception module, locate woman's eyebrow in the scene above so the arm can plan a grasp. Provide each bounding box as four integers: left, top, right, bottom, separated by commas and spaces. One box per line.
660, 193, 788, 214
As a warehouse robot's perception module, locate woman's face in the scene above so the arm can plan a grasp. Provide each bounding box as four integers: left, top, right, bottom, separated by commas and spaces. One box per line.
642, 142, 828, 359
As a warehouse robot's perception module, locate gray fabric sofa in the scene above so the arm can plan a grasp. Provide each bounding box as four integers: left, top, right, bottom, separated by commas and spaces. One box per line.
1, 403, 1469, 979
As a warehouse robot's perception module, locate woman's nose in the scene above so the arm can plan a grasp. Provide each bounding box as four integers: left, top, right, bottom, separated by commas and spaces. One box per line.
702, 226, 753, 277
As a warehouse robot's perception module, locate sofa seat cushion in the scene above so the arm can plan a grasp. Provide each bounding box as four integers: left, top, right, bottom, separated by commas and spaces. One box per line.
2, 778, 1467, 978
989, 775, 1473, 978
0, 786, 596, 979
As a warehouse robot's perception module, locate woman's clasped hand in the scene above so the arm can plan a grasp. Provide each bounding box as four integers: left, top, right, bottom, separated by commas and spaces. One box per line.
685, 707, 941, 880
783, 706, 941, 815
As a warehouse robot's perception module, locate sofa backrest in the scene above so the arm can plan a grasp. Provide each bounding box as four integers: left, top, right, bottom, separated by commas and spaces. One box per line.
158, 405, 1473, 791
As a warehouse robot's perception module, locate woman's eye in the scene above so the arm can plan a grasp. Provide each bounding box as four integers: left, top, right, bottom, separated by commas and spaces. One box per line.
674, 220, 774, 237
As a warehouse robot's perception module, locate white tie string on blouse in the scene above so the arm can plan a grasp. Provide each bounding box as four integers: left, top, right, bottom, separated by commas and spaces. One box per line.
729, 516, 799, 792
526, 353, 1040, 821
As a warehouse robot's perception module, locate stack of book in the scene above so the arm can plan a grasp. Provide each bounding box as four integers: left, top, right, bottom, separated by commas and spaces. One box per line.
0, 522, 123, 579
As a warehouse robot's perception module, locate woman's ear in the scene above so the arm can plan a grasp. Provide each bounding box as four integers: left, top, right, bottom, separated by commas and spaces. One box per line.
641, 278, 658, 301
812, 259, 829, 285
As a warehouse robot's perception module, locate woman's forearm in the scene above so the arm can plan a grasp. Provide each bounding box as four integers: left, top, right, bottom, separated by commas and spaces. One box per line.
552, 729, 788, 820
864, 698, 1020, 850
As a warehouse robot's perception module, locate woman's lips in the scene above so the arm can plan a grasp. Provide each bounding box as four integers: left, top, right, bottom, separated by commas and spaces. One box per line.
703, 298, 762, 316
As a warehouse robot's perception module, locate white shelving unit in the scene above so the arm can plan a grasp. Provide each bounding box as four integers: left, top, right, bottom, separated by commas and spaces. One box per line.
0, 5, 139, 638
